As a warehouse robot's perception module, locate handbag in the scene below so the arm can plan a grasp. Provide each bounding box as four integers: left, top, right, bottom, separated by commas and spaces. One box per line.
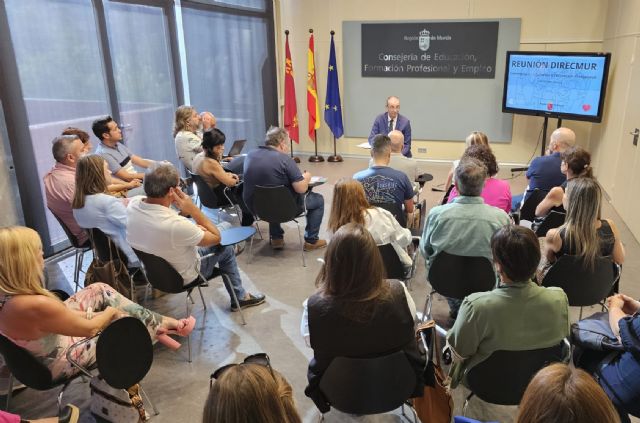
571, 311, 624, 352
90, 376, 148, 422
412, 320, 454, 423
84, 231, 133, 299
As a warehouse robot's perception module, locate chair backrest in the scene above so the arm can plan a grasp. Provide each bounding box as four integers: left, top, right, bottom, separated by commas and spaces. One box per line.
465, 342, 567, 405
190, 172, 220, 209
132, 248, 187, 294
252, 185, 300, 223
89, 228, 130, 267
428, 252, 495, 299
520, 189, 548, 222
542, 255, 617, 306
378, 244, 405, 280
48, 208, 89, 249
0, 334, 54, 390
96, 317, 153, 389
441, 184, 455, 205
370, 202, 407, 227
534, 210, 566, 237
319, 350, 417, 415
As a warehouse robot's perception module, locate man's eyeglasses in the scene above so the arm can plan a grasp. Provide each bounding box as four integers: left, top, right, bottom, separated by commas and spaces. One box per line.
209, 353, 273, 388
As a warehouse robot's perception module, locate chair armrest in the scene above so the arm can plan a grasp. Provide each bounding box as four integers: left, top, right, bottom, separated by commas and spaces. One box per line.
66, 336, 98, 378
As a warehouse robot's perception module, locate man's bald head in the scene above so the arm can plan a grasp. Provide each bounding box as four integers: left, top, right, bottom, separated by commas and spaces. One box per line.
388, 130, 404, 153
200, 111, 216, 131
550, 127, 576, 153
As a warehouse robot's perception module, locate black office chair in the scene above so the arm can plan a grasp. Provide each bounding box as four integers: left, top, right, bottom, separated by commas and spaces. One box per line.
318, 351, 418, 421
49, 209, 90, 292
423, 252, 496, 320
533, 210, 566, 237
371, 201, 407, 228
0, 317, 156, 415
378, 243, 419, 291
517, 189, 549, 223
190, 171, 242, 225
440, 184, 455, 205
542, 255, 620, 319
463, 339, 570, 412
251, 185, 307, 266
133, 248, 246, 361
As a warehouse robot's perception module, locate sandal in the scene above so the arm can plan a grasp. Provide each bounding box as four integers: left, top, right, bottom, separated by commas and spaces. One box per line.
155, 316, 196, 350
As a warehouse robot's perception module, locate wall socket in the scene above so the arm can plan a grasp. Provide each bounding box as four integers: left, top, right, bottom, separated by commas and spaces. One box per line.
417, 148, 427, 154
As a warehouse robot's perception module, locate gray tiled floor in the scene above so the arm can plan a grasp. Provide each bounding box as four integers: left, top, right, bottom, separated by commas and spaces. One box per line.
5, 156, 639, 422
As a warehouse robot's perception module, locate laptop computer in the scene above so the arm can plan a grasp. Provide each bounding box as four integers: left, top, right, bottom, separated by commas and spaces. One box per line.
225, 139, 246, 158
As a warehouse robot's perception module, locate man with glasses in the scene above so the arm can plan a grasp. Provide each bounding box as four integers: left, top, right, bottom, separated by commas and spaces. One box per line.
367, 96, 413, 158
92, 116, 153, 182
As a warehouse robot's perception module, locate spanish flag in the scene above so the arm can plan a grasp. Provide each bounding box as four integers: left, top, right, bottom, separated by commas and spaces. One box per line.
307, 32, 320, 141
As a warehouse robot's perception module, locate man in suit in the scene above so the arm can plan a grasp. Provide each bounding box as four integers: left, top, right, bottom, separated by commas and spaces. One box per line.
368, 96, 412, 157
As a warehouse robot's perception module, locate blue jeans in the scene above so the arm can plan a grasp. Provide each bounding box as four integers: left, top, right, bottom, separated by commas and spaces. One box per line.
198, 245, 246, 302
269, 191, 324, 243
511, 193, 524, 212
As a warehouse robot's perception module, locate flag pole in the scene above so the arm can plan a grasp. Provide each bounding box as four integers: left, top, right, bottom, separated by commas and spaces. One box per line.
290, 138, 300, 163
328, 134, 343, 162
308, 28, 324, 163
326, 30, 343, 163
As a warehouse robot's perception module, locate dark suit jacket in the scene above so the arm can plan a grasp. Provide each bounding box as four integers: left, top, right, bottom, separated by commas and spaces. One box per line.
368, 112, 412, 157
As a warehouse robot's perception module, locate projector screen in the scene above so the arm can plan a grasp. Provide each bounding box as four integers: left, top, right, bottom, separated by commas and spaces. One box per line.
502, 51, 611, 123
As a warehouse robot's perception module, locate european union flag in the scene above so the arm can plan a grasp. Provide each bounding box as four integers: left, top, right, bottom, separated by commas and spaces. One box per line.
324, 32, 344, 138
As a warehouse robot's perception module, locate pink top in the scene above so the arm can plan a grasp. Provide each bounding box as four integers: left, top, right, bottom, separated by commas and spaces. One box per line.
448, 177, 512, 213
0, 411, 20, 423
43, 163, 88, 245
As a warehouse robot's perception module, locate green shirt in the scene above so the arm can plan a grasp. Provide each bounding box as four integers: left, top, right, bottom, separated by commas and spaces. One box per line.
446, 282, 570, 388
419, 196, 511, 269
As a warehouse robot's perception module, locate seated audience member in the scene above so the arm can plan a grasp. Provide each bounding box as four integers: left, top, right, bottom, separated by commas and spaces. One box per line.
0, 226, 196, 380
43, 135, 88, 245
543, 177, 625, 269
448, 144, 512, 213
243, 127, 326, 251
328, 178, 412, 273
174, 105, 202, 172
370, 130, 420, 191
301, 223, 424, 412
62, 127, 142, 197
535, 146, 592, 217
517, 363, 621, 423
126, 163, 265, 311
420, 158, 510, 318
0, 405, 79, 423
200, 111, 217, 133
512, 127, 576, 211
446, 225, 569, 389
72, 155, 139, 267
193, 128, 253, 226
92, 116, 153, 182
204, 361, 301, 423
445, 131, 490, 189
354, 134, 414, 214
590, 293, 640, 422
62, 127, 92, 154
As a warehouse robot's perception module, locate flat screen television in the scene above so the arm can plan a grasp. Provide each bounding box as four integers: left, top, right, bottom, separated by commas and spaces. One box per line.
502, 51, 611, 122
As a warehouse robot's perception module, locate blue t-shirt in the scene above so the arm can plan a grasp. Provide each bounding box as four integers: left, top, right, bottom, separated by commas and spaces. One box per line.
353, 166, 414, 206
242, 146, 303, 211
525, 152, 565, 197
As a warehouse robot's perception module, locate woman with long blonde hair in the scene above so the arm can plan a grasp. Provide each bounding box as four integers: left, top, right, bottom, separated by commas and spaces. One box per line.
174, 105, 202, 171
0, 226, 195, 381
72, 154, 139, 266
544, 177, 625, 269
328, 178, 412, 270
203, 363, 301, 423
445, 131, 490, 188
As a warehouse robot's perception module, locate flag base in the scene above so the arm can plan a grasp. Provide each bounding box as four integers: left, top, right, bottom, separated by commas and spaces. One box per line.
327, 155, 343, 162
293, 156, 301, 163
308, 155, 325, 162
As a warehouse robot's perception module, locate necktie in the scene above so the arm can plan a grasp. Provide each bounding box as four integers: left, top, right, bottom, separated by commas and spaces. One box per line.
388, 119, 394, 133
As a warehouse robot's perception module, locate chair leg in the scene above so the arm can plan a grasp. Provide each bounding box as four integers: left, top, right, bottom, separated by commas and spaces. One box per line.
296, 221, 306, 267
185, 297, 192, 363
225, 275, 247, 326
421, 290, 435, 322
73, 249, 81, 292
254, 221, 263, 240
249, 235, 254, 264
579, 306, 584, 320
57, 381, 72, 414
197, 286, 207, 310
462, 392, 474, 416
5, 374, 13, 411
139, 384, 159, 416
